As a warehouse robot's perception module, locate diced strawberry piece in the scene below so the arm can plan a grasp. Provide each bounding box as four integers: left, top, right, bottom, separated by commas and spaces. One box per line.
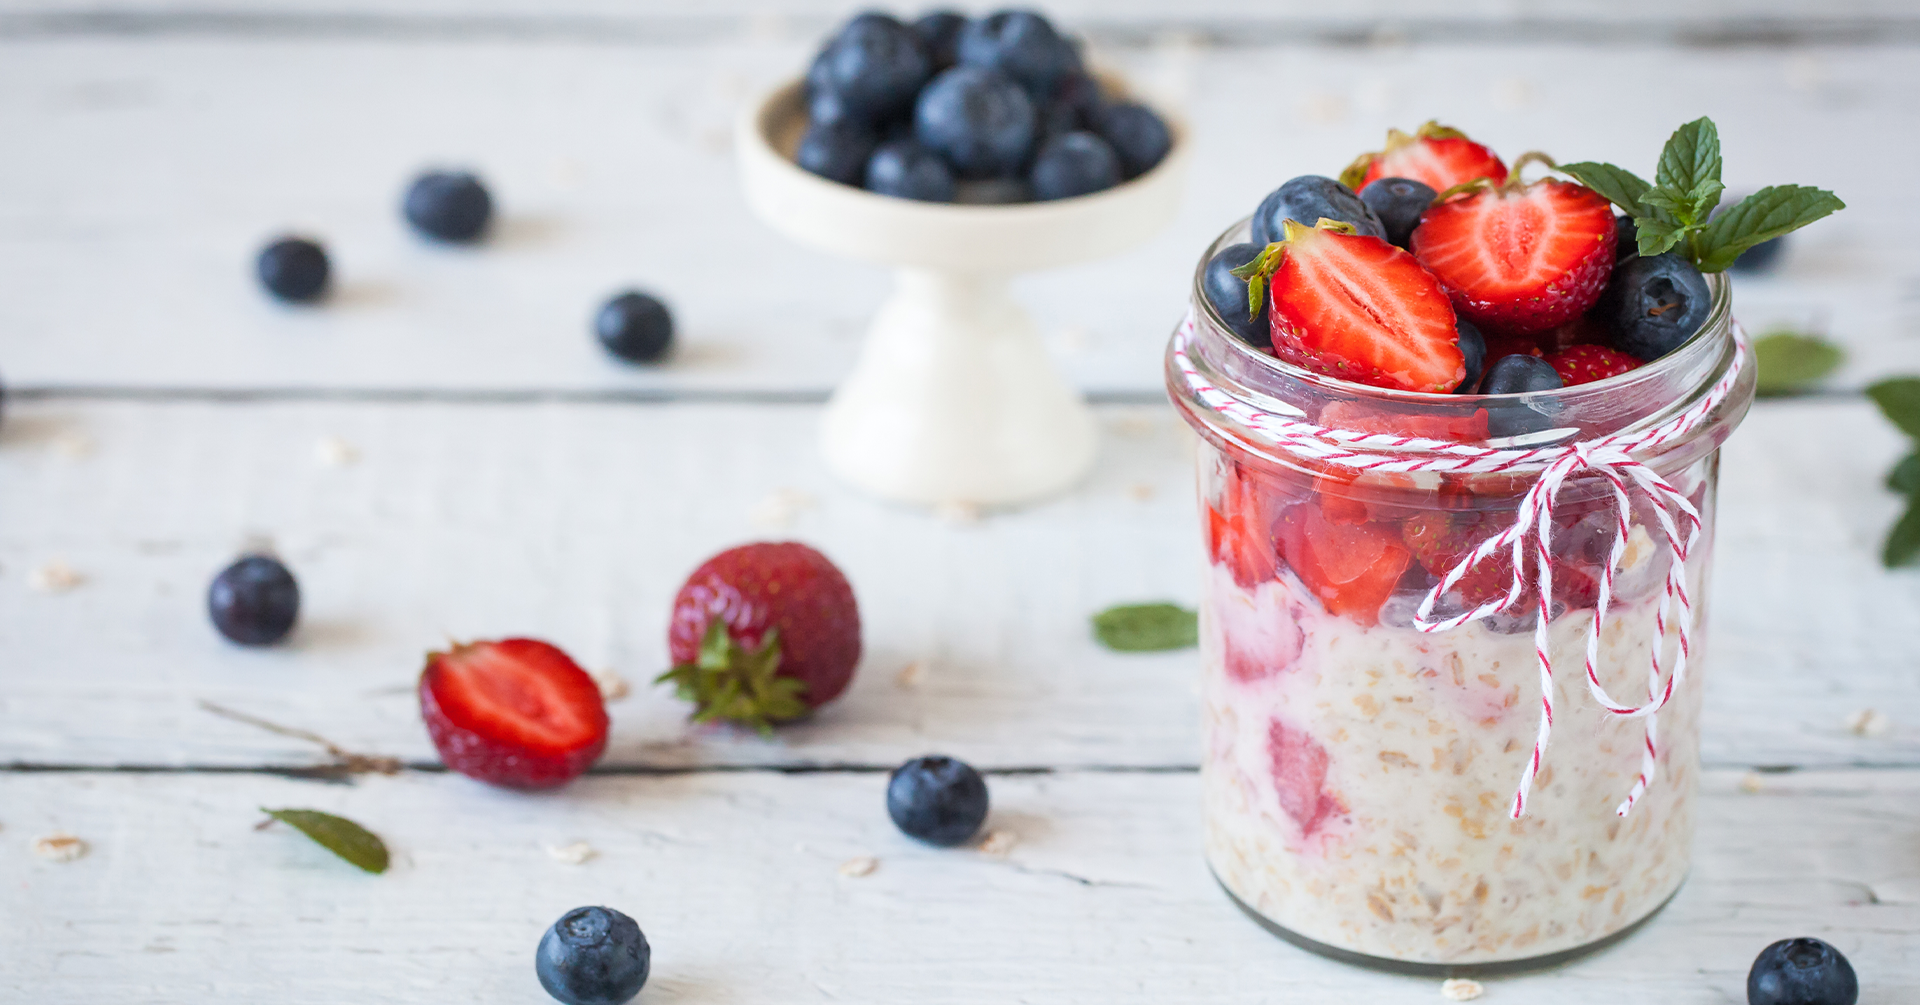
1411, 179, 1617, 338
1208, 461, 1291, 589
1268, 718, 1333, 833
1400, 511, 1512, 605
419, 638, 609, 789
1343, 121, 1509, 194
1267, 225, 1466, 393
1318, 400, 1490, 443
1545, 343, 1642, 386
1276, 500, 1412, 625
1223, 604, 1306, 683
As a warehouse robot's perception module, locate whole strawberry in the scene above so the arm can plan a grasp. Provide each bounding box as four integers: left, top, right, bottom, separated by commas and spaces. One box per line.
659, 542, 861, 733
419, 638, 609, 789
1342, 121, 1508, 195
1545, 343, 1641, 386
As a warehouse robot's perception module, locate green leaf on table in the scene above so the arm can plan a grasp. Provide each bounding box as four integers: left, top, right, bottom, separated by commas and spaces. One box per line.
1752, 331, 1843, 396
1556, 161, 1653, 217
1888, 453, 1920, 495
1694, 185, 1845, 272
262, 808, 389, 873
1092, 603, 1198, 652
1653, 116, 1725, 222
1885, 497, 1920, 568
1867, 378, 1920, 440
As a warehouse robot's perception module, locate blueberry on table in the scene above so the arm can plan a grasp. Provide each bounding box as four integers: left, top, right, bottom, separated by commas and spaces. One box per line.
207, 555, 300, 646
1029, 130, 1121, 200
595, 291, 674, 364
910, 10, 968, 71
1093, 102, 1170, 179
888, 755, 989, 846
1747, 937, 1858, 1005
1614, 214, 1639, 262
1454, 318, 1487, 395
403, 170, 492, 243
865, 139, 956, 202
255, 236, 330, 303
536, 906, 650, 1005
955, 10, 1079, 99
913, 65, 1036, 180
1203, 242, 1270, 348
1251, 176, 1386, 245
809, 13, 930, 124
796, 119, 879, 186
1358, 177, 1435, 250
1596, 252, 1712, 361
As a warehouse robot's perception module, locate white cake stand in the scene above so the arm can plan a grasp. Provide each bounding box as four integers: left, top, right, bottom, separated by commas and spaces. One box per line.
736, 79, 1188, 508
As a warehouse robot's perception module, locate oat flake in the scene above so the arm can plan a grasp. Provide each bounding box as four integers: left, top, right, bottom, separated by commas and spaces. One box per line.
34, 833, 87, 862
545, 842, 597, 865
1739, 773, 1765, 794
838, 856, 878, 878
895, 661, 926, 688
749, 487, 817, 530
28, 560, 83, 593
933, 501, 982, 525
594, 671, 630, 702
1440, 978, 1484, 1001
314, 435, 359, 467
1846, 709, 1891, 738
978, 830, 1017, 856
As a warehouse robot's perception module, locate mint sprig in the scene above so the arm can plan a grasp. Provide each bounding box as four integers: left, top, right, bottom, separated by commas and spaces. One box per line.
1868, 378, 1920, 567
1092, 603, 1198, 652
1557, 116, 1843, 271
1752, 330, 1843, 397
654, 618, 809, 736
262, 808, 389, 874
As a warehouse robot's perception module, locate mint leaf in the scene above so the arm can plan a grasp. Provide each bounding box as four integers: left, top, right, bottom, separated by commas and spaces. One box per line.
1634, 215, 1688, 258
1654, 117, 1724, 222
1555, 161, 1652, 216
263, 808, 389, 873
1885, 496, 1920, 568
1889, 453, 1920, 495
1752, 331, 1843, 396
1694, 185, 1845, 272
1092, 603, 1198, 652
1867, 378, 1920, 440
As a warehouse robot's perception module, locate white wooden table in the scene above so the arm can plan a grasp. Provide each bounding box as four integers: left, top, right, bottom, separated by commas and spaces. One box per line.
5, 3, 1919, 1001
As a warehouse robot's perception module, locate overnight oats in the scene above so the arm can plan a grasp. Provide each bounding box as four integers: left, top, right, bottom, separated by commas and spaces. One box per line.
1166, 119, 1839, 971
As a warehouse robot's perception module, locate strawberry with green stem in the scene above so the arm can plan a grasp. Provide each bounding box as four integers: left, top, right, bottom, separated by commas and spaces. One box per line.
1340, 120, 1509, 195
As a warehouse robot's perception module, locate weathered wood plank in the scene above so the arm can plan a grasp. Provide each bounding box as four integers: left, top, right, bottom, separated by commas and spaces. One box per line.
2, 397, 1914, 771
3, 767, 1916, 1002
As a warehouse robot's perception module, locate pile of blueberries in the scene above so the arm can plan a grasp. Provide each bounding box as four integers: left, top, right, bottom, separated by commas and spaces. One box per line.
254, 171, 677, 367
797, 9, 1172, 203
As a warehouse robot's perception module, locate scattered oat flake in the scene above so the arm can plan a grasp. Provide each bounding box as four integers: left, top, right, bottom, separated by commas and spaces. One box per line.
1739, 773, 1765, 794
28, 560, 83, 593
933, 501, 982, 525
749, 487, 817, 530
1127, 482, 1156, 502
51, 432, 95, 458
1846, 709, 1891, 738
978, 830, 1017, 856
838, 856, 878, 878
594, 670, 630, 702
1110, 415, 1156, 439
1440, 978, 1484, 1001
314, 435, 359, 467
895, 661, 925, 689
545, 841, 597, 865
34, 833, 88, 862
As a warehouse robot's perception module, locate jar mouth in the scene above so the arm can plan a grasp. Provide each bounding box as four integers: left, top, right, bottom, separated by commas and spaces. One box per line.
1187, 216, 1735, 424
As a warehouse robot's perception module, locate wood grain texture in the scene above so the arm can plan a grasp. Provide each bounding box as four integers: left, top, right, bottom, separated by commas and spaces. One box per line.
0, 38, 1911, 395
5, 767, 1917, 1002
3, 397, 1914, 771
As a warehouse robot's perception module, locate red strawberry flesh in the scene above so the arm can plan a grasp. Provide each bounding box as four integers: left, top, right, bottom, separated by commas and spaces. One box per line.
1276, 500, 1411, 625
1268, 718, 1333, 833
1546, 343, 1642, 386
1411, 179, 1617, 338
1361, 135, 1508, 194
1267, 225, 1466, 392
420, 638, 608, 789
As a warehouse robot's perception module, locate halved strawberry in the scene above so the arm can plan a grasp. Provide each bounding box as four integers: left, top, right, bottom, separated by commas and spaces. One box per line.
1342, 121, 1509, 195
1411, 178, 1616, 338
1275, 499, 1412, 625
419, 638, 609, 789
1545, 343, 1641, 385
1260, 221, 1466, 392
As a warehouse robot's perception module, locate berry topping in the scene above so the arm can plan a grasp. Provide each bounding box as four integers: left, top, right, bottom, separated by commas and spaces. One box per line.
402, 170, 492, 243
910, 11, 967, 71
536, 906, 651, 1005
1247, 220, 1465, 393
419, 639, 609, 789
1342, 121, 1509, 194
1455, 318, 1488, 395
1479, 353, 1564, 395
1411, 171, 1618, 337
1250, 175, 1385, 245
864, 139, 956, 201
1358, 177, 1437, 250
1275, 499, 1412, 625
808, 13, 931, 124
1613, 214, 1640, 262
595, 291, 675, 365
1029, 130, 1122, 200
1092, 102, 1171, 179
797, 119, 879, 186
1545, 343, 1641, 385
1401, 511, 1511, 604
660, 542, 862, 733
255, 236, 330, 303
207, 554, 300, 646
913, 66, 1036, 180
1595, 251, 1713, 361
1207, 461, 1284, 590
955, 10, 1079, 100
1267, 719, 1334, 834
1203, 242, 1271, 348
887, 755, 990, 846
1747, 938, 1859, 1005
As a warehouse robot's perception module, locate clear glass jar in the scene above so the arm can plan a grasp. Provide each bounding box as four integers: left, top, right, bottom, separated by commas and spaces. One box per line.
1167, 219, 1755, 973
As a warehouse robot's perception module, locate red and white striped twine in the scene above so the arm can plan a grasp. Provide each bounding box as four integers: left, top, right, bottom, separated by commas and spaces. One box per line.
1172, 313, 1749, 819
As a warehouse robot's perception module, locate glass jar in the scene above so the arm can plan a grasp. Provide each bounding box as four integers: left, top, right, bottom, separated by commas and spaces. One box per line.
1167, 219, 1755, 973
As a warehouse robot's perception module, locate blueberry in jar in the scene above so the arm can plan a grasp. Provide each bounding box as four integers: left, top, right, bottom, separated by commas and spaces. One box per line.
796, 119, 879, 186
1614, 214, 1640, 262
887, 755, 990, 846
1203, 242, 1270, 348
1029, 130, 1121, 200
808, 13, 930, 125
402, 170, 493, 243
1251, 176, 1386, 245
1595, 251, 1713, 362
1453, 318, 1487, 395
1358, 177, 1436, 250
1746, 937, 1858, 1005
1479, 353, 1564, 438
595, 291, 674, 364
1092, 102, 1170, 179
207, 555, 300, 646
864, 139, 956, 202
913, 65, 1036, 180
255, 236, 331, 303
535, 906, 650, 1005
955, 9, 1080, 100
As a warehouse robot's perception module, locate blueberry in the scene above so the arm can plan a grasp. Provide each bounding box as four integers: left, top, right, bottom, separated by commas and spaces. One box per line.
1037, 70, 1104, 138
1596, 252, 1712, 361
1454, 318, 1487, 395
913, 65, 1036, 180
1614, 214, 1640, 262
796, 119, 879, 186
955, 10, 1079, 100
402, 170, 492, 243
910, 10, 968, 71
1358, 177, 1435, 250
1029, 130, 1121, 200
208, 555, 300, 646
1203, 242, 1270, 348
595, 291, 674, 364
536, 906, 650, 1005
254, 237, 330, 303
887, 755, 989, 846
1479, 354, 1563, 438
1747, 938, 1858, 1005
863, 139, 956, 202
1092, 102, 1170, 179
1251, 176, 1386, 245
808, 13, 930, 125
